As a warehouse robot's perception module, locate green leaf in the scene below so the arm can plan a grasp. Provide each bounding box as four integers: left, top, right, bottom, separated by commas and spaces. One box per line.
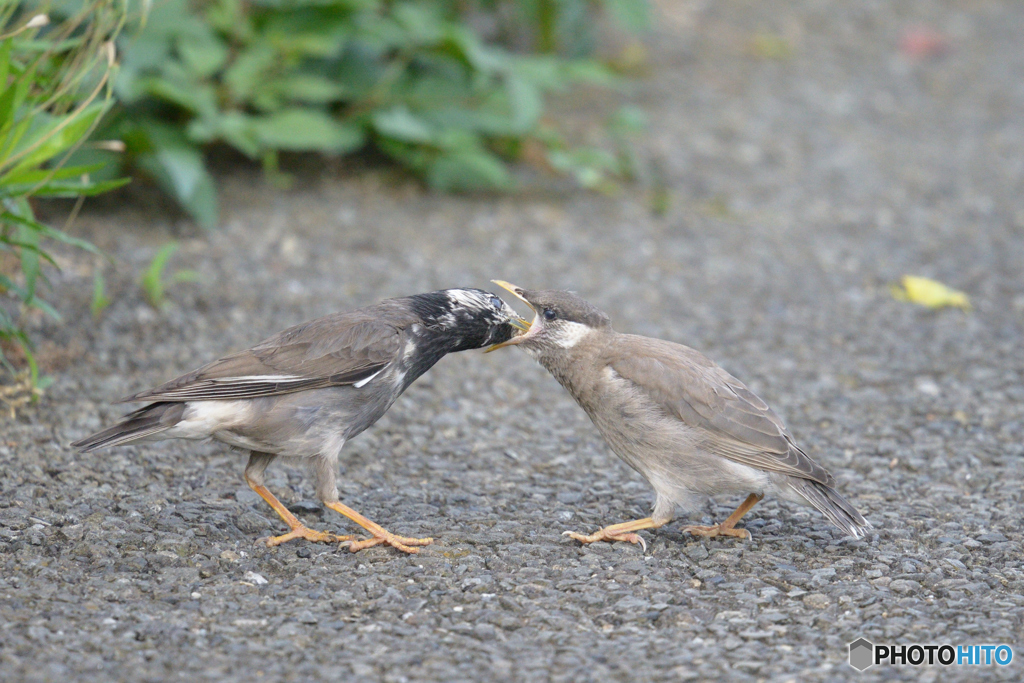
0, 238, 59, 267
18, 177, 131, 198
17, 223, 41, 302
506, 75, 543, 133
252, 109, 365, 153
0, 58, 38, 141
426, 148, 513, 191
0, 210, 106, 258
372, 107, 434, 144
91, 271, 111, 319
171, 269, 200, 284
140, 242, 179, 308
135, 124, 218, 229
443, 26, 507, 74
0, 117, 33, 165
261, 8, 352, 57
0, 39, 11, 91
60, 146, 125, 184
3, 103, 109, 177
274, 75, 347, 104
187, 110, 261, 158
139, 75, 219, 118
177, 34, 229, 78
225, 44, 278, 102
2, 162, 109, 186
26, 295, 61, 321
0, 273, 27, 299
0, 42, 17, 134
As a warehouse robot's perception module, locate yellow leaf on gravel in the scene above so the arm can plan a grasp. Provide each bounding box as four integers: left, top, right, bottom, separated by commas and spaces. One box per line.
891, 275, 971, 310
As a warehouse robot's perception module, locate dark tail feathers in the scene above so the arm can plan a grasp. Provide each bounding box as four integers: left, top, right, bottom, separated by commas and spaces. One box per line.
71, 402, 185, 452
790, 479, 872, 538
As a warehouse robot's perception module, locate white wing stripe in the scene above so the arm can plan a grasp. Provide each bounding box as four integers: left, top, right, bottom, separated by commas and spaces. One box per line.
353, 368, 384, 388
210, 375, 304, 384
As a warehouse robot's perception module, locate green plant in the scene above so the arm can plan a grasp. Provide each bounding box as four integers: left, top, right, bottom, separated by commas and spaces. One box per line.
1, 1, 128, 385
494, 0, 650, 56
90, 0, 648, 227
139, 241, 198, 309
90, 268, 110, 317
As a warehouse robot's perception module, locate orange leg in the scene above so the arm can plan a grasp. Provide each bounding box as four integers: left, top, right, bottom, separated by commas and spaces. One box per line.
682, 493, 763, 541
246, 478, 353, 546
563, 517, 667, 552
324, 501, 433, 554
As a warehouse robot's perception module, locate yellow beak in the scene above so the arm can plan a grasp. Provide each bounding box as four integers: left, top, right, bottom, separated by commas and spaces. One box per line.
510, 317, 531, 332
485, 280, 535, 352
491, 280, 532, 307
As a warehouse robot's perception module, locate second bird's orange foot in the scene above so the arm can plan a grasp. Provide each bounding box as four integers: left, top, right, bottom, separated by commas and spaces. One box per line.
262, 525, 354, 547
563, 529, 647, 552
345, 531, 434, 554
681, 524, 752, 540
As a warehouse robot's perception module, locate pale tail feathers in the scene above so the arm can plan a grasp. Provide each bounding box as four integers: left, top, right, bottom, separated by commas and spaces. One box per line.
789, 479, 872, 539
71, 403, 186, 453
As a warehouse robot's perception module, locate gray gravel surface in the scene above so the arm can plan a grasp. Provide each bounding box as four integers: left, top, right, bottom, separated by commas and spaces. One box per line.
3, 1, 1024, 681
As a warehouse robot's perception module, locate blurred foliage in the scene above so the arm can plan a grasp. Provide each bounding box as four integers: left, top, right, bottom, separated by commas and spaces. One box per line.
74, 0, 649, 227
139, 240, 198, 308
0, 1, 128, 385
90, 268, 110, 317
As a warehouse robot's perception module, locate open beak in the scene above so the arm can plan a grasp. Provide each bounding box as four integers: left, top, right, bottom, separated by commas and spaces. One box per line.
491, 280, 532, 307
509, 317, 531, 332
485, 280, 535, 353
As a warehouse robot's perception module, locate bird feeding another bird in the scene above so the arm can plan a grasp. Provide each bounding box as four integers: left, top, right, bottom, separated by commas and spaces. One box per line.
72, 289, 530, 554
489, 281, 870, 550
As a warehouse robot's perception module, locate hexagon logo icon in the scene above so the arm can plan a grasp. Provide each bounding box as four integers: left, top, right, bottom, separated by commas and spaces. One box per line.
848, 638, 875, 671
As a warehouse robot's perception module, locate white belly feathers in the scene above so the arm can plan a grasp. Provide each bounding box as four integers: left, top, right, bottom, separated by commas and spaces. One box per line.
163, 400, 254, 440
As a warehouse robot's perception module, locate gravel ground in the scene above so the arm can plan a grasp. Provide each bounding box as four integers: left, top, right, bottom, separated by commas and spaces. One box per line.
3, 1, 1024, 681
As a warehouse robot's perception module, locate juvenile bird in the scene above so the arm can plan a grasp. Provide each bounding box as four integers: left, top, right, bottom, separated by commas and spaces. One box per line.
73, 288, 529, 553
490, 282, 870, 549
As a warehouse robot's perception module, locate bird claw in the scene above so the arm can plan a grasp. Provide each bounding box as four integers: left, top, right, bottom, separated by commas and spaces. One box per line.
681, 524, 751, 541
563, 528, 647, 553
261, 526, 353, 547
346, 531, 433, 554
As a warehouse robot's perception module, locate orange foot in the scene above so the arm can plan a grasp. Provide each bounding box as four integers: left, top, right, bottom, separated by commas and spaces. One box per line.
681, 493, 764, 542
345, 530, 433, 554
681, 524, 752, 540
563, 528, 647, 552
262, 525, 353, 547
323, 500, 432, 554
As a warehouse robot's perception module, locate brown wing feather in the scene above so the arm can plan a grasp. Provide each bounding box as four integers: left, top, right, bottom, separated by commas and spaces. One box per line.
120, 311, 404, 402
608, 336, 834, 487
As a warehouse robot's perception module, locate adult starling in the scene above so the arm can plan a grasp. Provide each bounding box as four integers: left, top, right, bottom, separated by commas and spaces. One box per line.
490, 282, 870, 549
72, 288, 529, 553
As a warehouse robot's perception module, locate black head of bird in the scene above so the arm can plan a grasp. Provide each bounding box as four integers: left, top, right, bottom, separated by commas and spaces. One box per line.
412, 288, 525, 342
71, 287, 530, 554
490, 281, 870, 551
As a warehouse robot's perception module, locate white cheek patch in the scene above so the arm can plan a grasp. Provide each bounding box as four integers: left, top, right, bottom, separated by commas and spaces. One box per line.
553, 321, 594, 348
165, 400, 253, 440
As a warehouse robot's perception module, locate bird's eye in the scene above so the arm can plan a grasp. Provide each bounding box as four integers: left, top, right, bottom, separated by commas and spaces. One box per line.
543, 308, 556, 321
489, 295, 504, 310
